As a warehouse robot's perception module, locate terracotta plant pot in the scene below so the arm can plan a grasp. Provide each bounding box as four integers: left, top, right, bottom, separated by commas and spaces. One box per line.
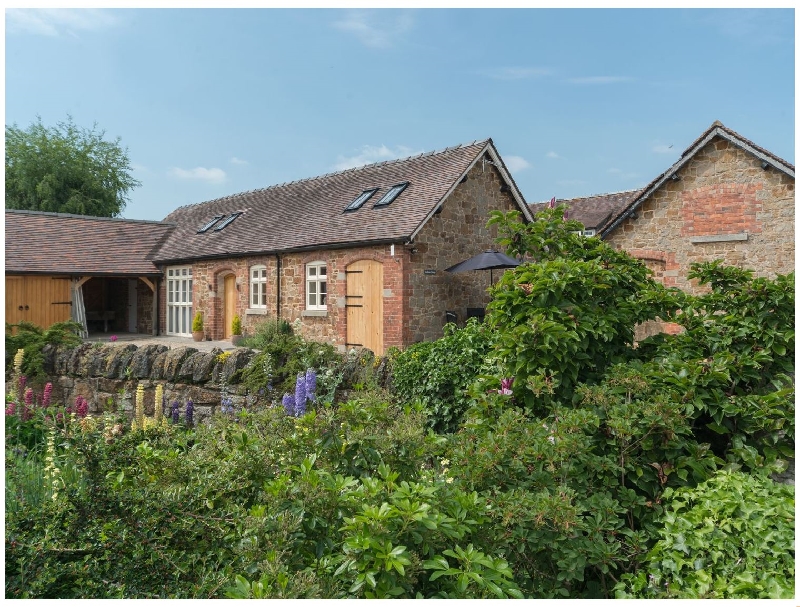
192, 331, 205, 342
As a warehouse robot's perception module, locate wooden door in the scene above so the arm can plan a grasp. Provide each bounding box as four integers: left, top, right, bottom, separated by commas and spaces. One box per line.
5, 275, 71, 329
346, 260, 384, 355
223, 274, 236, 338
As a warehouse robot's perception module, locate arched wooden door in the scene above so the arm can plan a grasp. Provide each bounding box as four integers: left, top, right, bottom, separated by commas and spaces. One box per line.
346, 260, 383, 355
223, 274, 236, 338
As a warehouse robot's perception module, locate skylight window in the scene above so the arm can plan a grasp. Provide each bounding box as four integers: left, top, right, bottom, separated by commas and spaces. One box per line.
197, 215, 224, 233
345, 188, 379, 212
373, 182, 409, 207
213, 212, 242, 231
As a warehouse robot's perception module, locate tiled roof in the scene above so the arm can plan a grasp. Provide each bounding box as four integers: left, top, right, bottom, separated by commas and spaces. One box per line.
601, 121, 795, 236
5, 210, 174, 275
154, 139, 526, 263
529, 190, 640, 231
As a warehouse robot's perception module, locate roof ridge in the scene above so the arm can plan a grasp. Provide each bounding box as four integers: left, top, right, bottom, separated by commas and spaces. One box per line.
530, 188, 641, 205
5, 208, 174, 226
165, 138, 491, 215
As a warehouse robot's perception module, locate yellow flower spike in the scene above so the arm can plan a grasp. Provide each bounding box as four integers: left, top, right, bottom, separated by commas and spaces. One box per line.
154, 384, 164, 423
135, 384, 145, 431
13, 348, 24, 375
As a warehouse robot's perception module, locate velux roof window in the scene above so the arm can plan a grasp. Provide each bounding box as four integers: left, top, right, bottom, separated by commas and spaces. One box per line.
213, 212, 243, 231
197, 215, 224, 233
373, 182, 409, 207
345, 188, 379, 212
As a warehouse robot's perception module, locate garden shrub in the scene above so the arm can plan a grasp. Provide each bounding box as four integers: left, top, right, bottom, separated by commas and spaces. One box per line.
615, 470, 794, 598
390, 318, 495, 433
5, 321, 83, 383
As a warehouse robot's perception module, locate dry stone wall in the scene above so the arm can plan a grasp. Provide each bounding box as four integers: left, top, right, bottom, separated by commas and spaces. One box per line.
43, 342, 257, 426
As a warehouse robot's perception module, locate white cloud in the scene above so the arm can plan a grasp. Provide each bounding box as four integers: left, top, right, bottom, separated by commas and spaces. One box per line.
169, 167, 227, 184
546, 151, 562, 159
565, 76, 633, 85
652, 143, 675, 154
504, 155, 531, 172
6, 8, 119, 37
333, 144, 421, 171
479, 66, 551, 80
230, 156, 249, 165
332, 10, 413, 48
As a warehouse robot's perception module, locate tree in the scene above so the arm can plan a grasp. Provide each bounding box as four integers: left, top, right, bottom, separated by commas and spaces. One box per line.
5, 116, 141, 217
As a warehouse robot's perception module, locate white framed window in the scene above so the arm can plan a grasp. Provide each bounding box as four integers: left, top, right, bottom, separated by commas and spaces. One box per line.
250, 265, 267, 308
166, 265, 193, 336
306, 262, 327, 310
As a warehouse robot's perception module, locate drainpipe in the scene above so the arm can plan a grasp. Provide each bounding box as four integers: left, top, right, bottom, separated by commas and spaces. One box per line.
275, 253, 282, 324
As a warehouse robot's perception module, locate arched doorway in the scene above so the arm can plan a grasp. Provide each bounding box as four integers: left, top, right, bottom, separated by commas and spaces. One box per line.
345, 259, 383, 354
223, 274, 236, 339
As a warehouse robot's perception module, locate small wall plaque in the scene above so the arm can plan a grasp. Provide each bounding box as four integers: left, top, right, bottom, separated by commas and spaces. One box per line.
424, 269, 436, 275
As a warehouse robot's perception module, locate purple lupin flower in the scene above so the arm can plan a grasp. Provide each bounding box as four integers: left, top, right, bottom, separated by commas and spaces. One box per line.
42, 382, 53, 408
185, 400, 194, 427
6, 402, 16, 416
171, 400, 180, 425
282, 393, 295, 417
18, 376, 27, 399
24, 388, 34, 407
294, 373, 307, 417
75, 395, 89, 418
305, 369, 317, 403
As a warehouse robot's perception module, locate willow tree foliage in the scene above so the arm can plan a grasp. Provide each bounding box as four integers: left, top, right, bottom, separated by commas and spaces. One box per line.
5, 116, 140, 217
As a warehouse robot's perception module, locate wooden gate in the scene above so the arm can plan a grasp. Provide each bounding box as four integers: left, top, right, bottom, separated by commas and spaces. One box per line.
5, 275, 72, 329
345, 260, 384, 355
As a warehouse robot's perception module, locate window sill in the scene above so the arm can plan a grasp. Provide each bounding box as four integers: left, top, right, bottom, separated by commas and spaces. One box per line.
302, 309, 328, 317
245, 308, 268, 315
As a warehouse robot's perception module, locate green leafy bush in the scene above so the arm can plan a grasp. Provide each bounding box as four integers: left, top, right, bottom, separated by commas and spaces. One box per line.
615, 470, 794, 598
390, 318, 494, 433
5, 321, 83, 383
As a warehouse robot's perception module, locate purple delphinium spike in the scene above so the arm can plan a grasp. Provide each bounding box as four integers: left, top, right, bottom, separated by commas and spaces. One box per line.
294, 372, 306, 413
185, 400, 194, 427
282, 393, 295, 417
305, 369, 317, 403
171, 400, 180, 425
42, 382, 53, 408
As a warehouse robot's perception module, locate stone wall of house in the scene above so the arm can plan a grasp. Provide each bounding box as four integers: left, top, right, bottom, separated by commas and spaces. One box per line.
409, 155, 520, 343
160, 245, 406, 354
606, 137, 794, 294
136, 280, 155, 335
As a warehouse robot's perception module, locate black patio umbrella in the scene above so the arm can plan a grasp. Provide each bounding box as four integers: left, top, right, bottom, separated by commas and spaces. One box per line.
445, 250, 521, 284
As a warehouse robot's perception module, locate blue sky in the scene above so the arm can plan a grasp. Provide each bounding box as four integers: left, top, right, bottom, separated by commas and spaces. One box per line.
5, 7, 795, 221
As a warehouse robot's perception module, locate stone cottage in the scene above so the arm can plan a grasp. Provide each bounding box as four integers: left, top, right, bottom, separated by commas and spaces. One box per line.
531, 121, 795, 292
150, 139, 533, 354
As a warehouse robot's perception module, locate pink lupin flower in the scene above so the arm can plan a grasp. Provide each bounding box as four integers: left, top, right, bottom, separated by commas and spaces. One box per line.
42, 382, 53, 408
24, 388, 34, 406
75, 395, 89, 418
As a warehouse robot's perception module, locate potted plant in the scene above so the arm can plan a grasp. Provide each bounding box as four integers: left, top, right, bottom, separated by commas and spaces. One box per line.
192, 312, 204, 342
231, 314, 243, 346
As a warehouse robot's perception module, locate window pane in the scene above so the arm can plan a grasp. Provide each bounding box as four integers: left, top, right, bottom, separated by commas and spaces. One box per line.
320, 281, 327, 294
260, 284, 267, 306
319, 266, 326, 276
308, 266, 316, 277
309, 293, 316, 307
309, 282, 316, 295
188, 279, 193, 303
320, 292, 327, 306
260, 269, 266, 279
